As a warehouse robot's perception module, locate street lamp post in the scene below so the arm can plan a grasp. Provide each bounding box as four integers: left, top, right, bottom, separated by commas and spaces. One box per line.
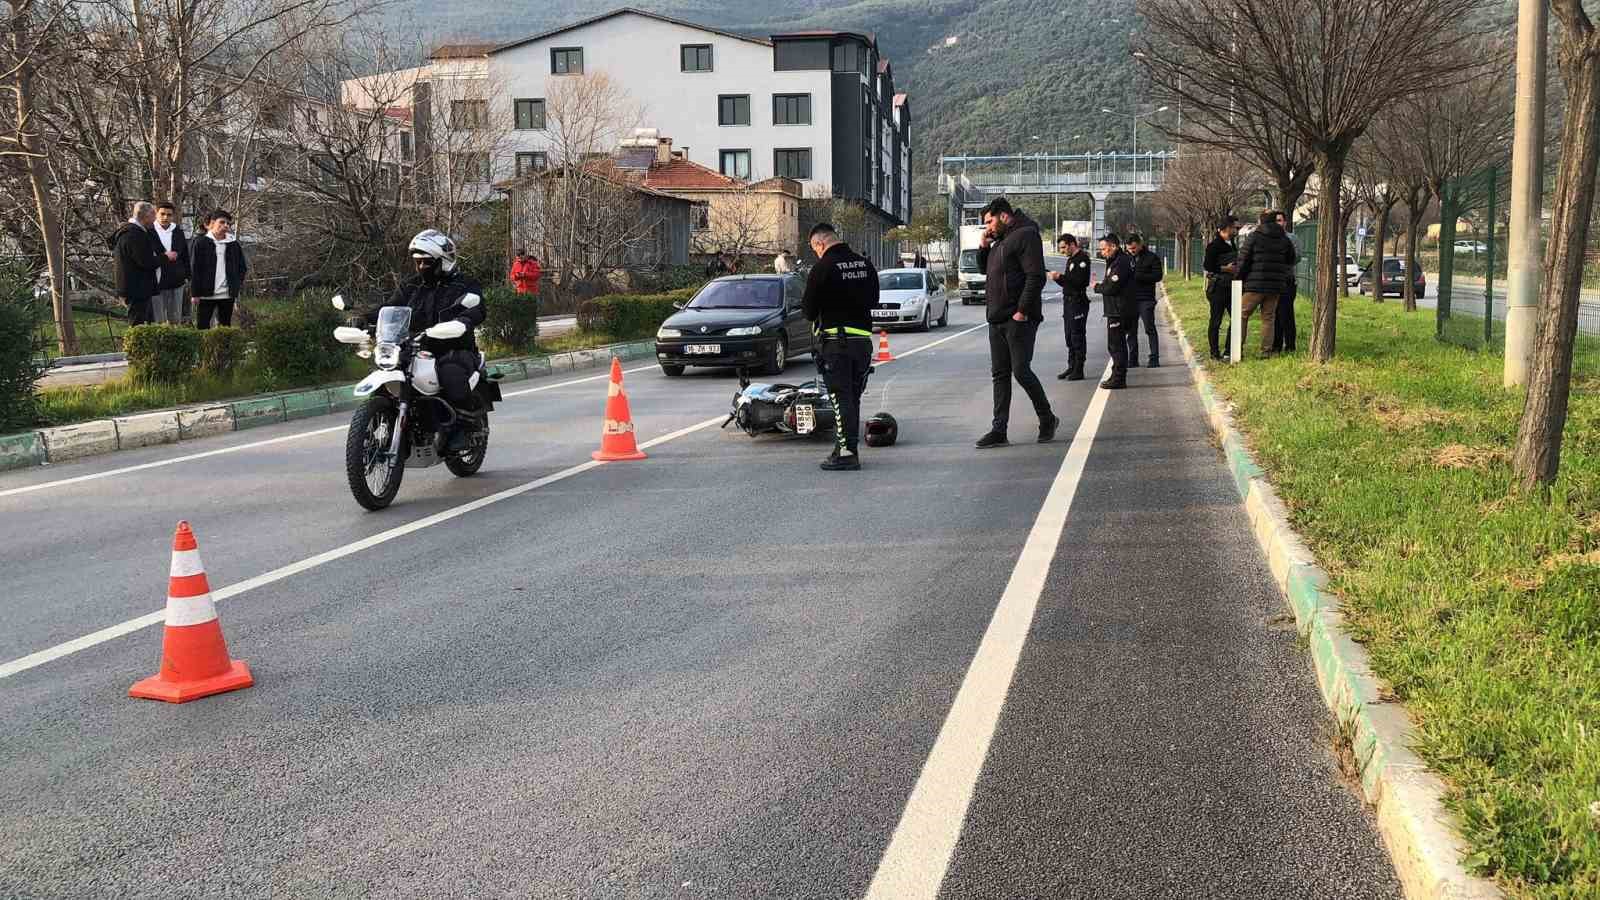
1101, 105, 1167, 230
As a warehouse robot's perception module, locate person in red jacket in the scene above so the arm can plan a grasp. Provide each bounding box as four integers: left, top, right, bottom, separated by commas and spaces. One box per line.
510, 250, 542, 296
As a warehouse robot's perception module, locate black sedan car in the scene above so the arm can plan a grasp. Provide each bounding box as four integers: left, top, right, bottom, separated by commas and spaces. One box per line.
1358, 258, 1427, 299
654, 274, 816, 376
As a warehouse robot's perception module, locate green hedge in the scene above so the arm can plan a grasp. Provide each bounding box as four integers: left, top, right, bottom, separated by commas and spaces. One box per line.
478, 286, 539, 353
577, 288, 695, 340
252, 298, 345, 380
0, 264, 44, 431
198, 327, 248, 377
123, 324, 202, 384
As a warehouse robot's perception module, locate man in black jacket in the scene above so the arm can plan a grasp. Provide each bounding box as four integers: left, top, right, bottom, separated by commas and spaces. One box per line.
1271, 210, 1299, 353
1125, 233, 1164, 367
1235, 209, 1298, 354
974, 198, 1058, 449
802, 222, 878, 471
1093, 234, 1137, 390
1203, 215, 1240, 360
108, 201, 167, 326
1047, 233, 1092, 380
151, 202, 190, 324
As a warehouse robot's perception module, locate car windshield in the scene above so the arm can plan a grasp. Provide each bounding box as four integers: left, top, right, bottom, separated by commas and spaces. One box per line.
880, 272, 925, 291
687, 279, 782, 309
374, 306, 412, 343
1385, 259, 1406, 273
959, 249, 978, 270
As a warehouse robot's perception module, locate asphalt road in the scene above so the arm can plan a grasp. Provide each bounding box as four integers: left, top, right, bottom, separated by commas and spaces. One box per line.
0, 296, 1401, 899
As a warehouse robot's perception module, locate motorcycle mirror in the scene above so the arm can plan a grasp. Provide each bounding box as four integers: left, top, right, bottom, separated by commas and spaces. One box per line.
672, 301, 686, 310
331, 294, 345, 310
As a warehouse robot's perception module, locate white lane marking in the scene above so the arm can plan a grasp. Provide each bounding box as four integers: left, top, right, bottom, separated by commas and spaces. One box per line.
0, 415, 726, 680
863, 362, 1114, 900
0, 365, 657, 500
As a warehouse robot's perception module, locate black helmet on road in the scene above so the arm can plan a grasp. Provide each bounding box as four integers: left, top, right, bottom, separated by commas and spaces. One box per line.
864, 411, 898, 447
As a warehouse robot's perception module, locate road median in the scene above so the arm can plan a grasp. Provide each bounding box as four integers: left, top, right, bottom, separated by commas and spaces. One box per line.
1158, 278, 1600, 899
0, 340, 655, 473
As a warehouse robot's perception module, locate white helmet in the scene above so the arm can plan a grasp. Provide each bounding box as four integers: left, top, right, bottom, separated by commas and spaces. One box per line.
409, 229, 458, 273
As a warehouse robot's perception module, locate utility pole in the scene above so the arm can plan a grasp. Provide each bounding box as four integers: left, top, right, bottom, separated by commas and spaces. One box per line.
1504, 0, 1547, 387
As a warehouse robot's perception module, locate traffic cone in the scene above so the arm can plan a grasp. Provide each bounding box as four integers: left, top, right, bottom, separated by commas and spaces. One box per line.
592, 357, 646, 461
875, 329, 895, 362
129, 521, 253, 703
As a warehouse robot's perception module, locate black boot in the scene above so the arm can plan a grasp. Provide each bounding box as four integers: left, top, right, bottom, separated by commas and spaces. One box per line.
821, 449, 861, 471
1100, 375, 1126, 390
1127, 357, 1140, 368
1065, 367, 1085, 381
1148, 355, 1160, 368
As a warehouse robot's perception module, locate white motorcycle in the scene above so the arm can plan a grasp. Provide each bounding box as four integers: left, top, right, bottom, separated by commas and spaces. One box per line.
332, 294, 501, 510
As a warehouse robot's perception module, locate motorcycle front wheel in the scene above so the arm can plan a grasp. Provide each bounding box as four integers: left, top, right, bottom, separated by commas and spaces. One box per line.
346, 401, 405, 510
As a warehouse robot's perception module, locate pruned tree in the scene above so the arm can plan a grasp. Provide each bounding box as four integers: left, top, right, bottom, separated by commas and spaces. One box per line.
1138, 0, 1490, 362
1512, 0, 1600, 490
1350, 137, 1403, 304
689, 177, 787, 267
414, 64, 515, 241
1154, 145, 1260, 279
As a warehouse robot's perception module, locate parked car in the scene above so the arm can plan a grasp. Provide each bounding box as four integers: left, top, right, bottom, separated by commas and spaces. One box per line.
654, 274, 814, 376
1342, 255, 1361, 287
1358, 258, 1427, 298
1453, 240, 1488, 255
874, 268, 949, 331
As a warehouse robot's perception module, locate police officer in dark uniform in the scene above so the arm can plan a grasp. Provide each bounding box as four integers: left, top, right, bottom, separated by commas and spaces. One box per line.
1048, 233, 1093, 380
801, 222, 877, 472
1093, 233, 1136, 390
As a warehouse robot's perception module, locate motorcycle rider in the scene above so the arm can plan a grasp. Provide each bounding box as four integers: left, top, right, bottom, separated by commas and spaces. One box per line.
359, 229, 487, 453
801, 222, 877, 472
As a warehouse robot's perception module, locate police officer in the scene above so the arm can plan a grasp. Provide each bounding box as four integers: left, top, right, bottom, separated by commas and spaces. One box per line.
801, 222, 877, 472
1126, 233, 1164, 367
1048, 233, 1092, 380
1092, 233, 1136, 390
361, 229, 487, 452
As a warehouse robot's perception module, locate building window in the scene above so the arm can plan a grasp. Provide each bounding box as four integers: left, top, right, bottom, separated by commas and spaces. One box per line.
774, 148, 811, 180
773, 93, 811, 126
774, 38, 829, 70
551, 47, 584, 75
681, 44, 713, 72
454, 151, 491, 183
451, 99, 488, 130
719, 149, 751, 179
832, 41, 865, 74
718, 94, 750, 127
399, 131, 413, 161
514, 98, 546, 130
689, 201, 710, 231
515, 152, 548, 177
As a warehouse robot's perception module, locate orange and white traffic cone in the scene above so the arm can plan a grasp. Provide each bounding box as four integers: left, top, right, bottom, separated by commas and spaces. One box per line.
875, 329, 895, 362
592, 357, 647, 461
129, 521, 254, 703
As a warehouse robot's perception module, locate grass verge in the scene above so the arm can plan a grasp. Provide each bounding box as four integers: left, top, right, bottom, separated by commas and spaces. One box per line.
1166, 278, 1600, 898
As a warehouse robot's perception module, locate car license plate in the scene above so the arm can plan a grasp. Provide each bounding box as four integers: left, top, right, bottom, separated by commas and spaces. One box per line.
685, 344, 721, 355
872, 309, 896, 318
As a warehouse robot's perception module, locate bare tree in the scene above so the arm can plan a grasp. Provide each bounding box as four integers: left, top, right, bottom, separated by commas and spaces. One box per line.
1154, 146, 1260, 279
1512, 1, 1600, 490
1350, 139, 1402, 304
414, 65, 514, 240
1138, 0, 1489, 362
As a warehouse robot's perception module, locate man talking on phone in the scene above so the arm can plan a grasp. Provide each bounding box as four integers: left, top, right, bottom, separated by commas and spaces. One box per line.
974, 198, 1058, 449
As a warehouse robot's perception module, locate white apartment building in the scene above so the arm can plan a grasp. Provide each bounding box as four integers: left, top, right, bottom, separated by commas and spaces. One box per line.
353, 7, 912, 248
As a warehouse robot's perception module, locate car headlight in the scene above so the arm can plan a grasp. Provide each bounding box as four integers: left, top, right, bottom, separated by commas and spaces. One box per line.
726, 325, 763, 336
657, 327, 682, 339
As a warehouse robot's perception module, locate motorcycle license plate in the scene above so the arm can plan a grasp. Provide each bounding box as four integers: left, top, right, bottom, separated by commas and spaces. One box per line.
794, 404, 816, 434
685, 344, 721, 355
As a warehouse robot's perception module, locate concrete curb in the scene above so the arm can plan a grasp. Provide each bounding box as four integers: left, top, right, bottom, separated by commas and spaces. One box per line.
1160, 287, 1501, 900
1, 340, 654, 473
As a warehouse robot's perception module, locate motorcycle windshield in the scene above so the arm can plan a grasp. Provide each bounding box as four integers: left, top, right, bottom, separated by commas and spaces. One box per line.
374, 306, 412, 343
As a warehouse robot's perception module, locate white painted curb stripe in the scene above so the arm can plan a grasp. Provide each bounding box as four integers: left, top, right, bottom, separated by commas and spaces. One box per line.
165, 594, 217, 627
169, 549, 205, 578
864, 361, 1113, 900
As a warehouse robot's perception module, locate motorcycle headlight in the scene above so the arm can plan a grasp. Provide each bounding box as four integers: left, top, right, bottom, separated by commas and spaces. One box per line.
727, 326, 763, 336
657, 327, 682, 339
374, 342, 400, 370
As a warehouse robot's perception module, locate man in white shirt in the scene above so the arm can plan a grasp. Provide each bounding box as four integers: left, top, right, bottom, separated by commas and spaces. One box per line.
151, 202, 189, 324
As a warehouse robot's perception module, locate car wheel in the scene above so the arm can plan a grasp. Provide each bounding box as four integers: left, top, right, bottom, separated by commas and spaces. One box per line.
916, 306, 931, 332
761, 335, 786, 376
660, 364, 685, 376
936, 301, 949, 327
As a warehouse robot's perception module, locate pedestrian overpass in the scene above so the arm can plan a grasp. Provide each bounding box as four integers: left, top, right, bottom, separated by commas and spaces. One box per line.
939, 152, 1174, 240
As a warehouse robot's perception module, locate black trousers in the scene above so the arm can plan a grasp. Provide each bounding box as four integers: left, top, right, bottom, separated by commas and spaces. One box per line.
195, 298, 235, 329
819, 336, 872, 453
1126, 299, 1158, 361
434, 350, 480, 408
1206, 280, 1232, 358
1107, 312, 1138, 378
126, 297, 154, 326
989, 320, 1052, 433
1272, 283, 1297, 352
1063, 298, 1089, 370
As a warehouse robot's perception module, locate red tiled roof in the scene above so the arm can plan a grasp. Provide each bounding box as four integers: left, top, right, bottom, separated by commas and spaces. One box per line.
383, 106, 414, 121
893, 93, 908, 106
877, 59, 890, 74
641, 157, 743, 190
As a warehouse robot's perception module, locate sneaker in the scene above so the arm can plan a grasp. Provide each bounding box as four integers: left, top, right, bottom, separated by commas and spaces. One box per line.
445, 427, 469, 454
820, 450, 861, 471
975, 431, 1009, 449
1038, 414, 1060, 443
1100, 377, 1126, 390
